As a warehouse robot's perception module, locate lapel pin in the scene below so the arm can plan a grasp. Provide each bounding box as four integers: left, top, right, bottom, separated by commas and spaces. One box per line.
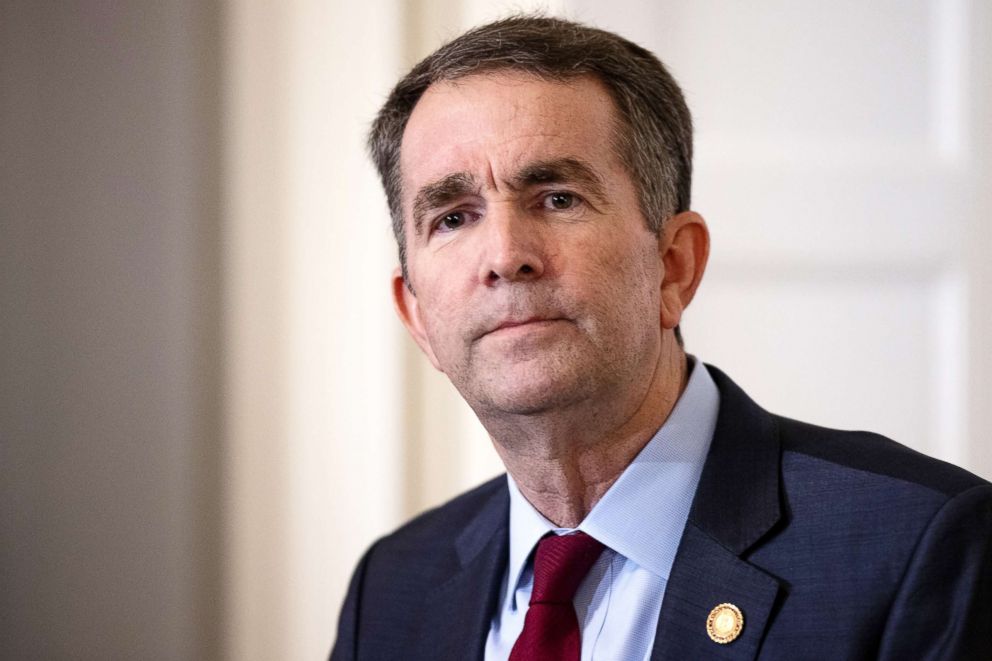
706, 602, 744, 644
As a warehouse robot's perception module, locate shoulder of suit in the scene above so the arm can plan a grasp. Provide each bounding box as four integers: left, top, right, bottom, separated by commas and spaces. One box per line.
774, 415, 989, 498
374, 474, 508, 550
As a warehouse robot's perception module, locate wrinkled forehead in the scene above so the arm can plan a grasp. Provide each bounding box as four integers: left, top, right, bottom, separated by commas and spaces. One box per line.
397, 72, 625, 208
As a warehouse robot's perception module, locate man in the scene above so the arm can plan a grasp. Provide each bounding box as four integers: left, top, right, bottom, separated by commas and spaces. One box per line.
332, 15, 991, 660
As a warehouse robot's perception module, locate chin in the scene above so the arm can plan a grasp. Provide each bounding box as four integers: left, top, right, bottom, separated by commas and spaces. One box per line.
450, 345, 604, 415
469, 370, 590, 417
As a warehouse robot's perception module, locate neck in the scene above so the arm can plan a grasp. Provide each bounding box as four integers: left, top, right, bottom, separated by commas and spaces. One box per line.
487, 343, 688, 527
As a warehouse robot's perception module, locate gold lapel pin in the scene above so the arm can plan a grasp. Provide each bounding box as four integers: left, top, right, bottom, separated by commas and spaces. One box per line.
706, 602, 744, 644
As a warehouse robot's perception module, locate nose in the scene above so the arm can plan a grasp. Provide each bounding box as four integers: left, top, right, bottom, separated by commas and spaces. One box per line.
477, 203, 545, 285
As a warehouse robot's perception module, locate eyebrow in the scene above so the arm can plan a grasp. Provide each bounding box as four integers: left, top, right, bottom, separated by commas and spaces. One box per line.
411, 172, 478, 236
409, 156, 608, 236
508, 157, 607, 202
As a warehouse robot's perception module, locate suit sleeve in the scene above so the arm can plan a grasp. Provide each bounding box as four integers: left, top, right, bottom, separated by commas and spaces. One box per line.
329, 540, 379, 661
876, 484, 992, 660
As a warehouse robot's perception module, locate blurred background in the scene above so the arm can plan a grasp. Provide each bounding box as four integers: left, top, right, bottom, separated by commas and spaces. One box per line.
2, 0, 990, 659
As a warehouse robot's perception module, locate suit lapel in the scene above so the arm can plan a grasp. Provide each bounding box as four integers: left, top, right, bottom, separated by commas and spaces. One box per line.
651, 524, 781, 659
413, 482, 509, 661
652, 366, 784, 659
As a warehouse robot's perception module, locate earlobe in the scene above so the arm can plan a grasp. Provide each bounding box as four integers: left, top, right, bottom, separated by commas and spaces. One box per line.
392, 268, 443, 371
658, 211, 710, 330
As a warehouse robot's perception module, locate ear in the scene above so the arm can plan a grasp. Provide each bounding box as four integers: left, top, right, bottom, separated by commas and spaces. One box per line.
659, 211, 710, 331
392, 268, 443, 371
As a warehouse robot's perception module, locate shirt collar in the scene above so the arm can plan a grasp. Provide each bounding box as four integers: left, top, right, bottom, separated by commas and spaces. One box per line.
505, 356, 720, 597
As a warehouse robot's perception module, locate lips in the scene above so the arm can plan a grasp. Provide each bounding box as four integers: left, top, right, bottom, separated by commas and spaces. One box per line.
496, 317, 552, 330
481, 316, 566, 338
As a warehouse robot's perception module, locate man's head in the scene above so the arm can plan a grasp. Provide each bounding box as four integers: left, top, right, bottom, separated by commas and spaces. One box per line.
370, 16, 708, 423
368, 15, 694, 277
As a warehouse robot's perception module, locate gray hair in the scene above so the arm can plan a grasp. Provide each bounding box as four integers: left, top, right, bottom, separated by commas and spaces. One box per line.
368, 15, 694, 278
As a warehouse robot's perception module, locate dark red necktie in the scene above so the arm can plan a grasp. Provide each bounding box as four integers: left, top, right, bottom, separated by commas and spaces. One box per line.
508, 532, 606, 661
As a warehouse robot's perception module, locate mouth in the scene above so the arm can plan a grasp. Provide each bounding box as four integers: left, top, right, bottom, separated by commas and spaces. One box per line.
482, 316, 567, 338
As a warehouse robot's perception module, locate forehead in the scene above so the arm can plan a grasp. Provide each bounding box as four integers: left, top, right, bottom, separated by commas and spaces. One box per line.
398, 72, 623, 202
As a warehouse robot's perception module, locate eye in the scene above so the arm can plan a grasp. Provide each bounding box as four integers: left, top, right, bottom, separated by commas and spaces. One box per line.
544, 192, 578, 211
438, 211, 467, 231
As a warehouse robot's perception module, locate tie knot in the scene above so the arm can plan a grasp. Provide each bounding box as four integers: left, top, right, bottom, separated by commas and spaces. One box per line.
530, 532, 605, 605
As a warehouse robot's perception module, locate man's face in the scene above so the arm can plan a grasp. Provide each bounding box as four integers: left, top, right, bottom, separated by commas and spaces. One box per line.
395, 72, 667, 417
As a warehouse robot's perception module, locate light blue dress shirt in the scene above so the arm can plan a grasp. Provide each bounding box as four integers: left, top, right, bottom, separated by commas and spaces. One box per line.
484, 358, 720, 661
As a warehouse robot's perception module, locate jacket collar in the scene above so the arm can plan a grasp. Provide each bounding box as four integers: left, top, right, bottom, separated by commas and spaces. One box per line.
651, 364, 784, 660
414, 481, 509, 661
688, 365, 782, 553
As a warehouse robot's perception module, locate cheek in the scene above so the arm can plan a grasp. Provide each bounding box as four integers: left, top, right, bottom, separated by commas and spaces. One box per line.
580, 238, 662, 325
409, 252, 463, 319
416, 283, 472, 362
587, 229, 659, 282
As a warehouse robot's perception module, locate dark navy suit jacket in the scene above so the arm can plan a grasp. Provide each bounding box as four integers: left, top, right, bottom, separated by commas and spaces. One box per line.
331, 366, 992, 660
